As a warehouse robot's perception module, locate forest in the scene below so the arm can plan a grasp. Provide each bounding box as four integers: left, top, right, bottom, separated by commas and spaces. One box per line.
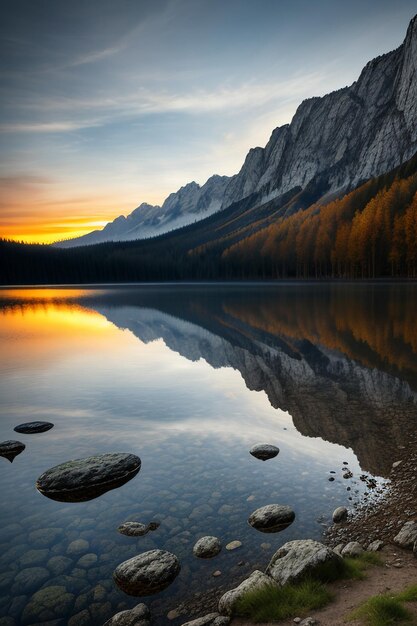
1, 151, 417, 284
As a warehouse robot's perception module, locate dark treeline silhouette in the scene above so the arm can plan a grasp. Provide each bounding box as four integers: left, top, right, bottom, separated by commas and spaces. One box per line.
1, 152, 417, 284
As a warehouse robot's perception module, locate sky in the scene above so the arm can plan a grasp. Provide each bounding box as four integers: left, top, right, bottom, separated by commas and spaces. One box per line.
1, 0, 416, 243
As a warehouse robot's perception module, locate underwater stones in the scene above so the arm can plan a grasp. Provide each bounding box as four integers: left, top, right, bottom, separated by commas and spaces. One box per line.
47, 556, 72, 576
13, 567, 49, 594
266, 539, 342, 586
36, 453, 141, 502
0, 440, 25, 462
14, 421, 54, 434
249, 444, 279, 461
21, 585, 74, 624
19, 549, 49, 567
332, 506, 348, 523
77, 553, 98, 568
113, 550, 180, 596
67, 539, 89, 556
193, 536, 222, 559
248, 504, 295, 533
225, 541, 242, 551
218, 571, 278, 616
118, 521, 159, 537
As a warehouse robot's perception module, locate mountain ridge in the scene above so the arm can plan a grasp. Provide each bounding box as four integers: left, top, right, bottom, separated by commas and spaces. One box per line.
55, 13, 417, 249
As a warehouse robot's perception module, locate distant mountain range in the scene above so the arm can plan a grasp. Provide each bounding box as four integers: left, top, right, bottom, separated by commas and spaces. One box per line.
55, 14, 417, 249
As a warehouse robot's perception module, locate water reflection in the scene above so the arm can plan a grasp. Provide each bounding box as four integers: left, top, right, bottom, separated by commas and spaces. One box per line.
0, 284, 416, 625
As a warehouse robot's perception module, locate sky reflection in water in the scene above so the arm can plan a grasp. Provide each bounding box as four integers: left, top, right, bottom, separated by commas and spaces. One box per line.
0, 284, 416, 624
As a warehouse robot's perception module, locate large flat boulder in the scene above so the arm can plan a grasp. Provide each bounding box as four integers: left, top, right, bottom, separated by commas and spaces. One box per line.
36, 453, 141, 502
266, 539, 342, 586
181, 613, 230, 625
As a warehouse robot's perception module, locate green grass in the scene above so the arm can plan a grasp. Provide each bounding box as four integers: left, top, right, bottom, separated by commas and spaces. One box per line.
312, 552, 382, 583
234, 552, 384, 622
235, 578, 333, 622
349, 585, 417, 626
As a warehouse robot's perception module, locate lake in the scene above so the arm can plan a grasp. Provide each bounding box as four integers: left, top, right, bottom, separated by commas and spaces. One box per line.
0, 283, 416, 625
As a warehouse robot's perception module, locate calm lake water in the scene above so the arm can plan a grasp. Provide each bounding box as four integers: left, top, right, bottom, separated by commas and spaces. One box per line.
0, 284, 416, 625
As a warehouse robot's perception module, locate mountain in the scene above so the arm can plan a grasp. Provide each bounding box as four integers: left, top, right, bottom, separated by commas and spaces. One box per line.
2, 14, 417, 283
56, 14, 417, 250
56, 174, 230, 248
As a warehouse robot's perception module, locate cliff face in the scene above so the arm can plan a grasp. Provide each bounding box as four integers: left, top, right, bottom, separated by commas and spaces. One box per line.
221, 15, 417, 209
56, 15, 417, 248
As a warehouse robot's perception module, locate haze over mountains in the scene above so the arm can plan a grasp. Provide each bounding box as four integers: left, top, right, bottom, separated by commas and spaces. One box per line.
56, 14, 417, 249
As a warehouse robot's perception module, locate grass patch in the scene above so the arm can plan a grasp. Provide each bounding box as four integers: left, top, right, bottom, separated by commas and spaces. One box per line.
349, 585, 417, 626
235, 579, 333, 622
313, 552, 383, 583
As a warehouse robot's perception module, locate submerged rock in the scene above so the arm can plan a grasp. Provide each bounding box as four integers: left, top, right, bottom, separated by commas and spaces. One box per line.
266, 539, 342, 586
104, 602, 151, 625
218, 570, 278, 616
14, 421, 54, 434
21, 585, 74, 624
248, 504, 295, 533
0, 440, 25, 462
36, 453, 141, 502
249, 444, 280, 461
225, 541, 242, 551
113, 550, 180, 596
193, 536, 222, 559
332, 507, 348, 523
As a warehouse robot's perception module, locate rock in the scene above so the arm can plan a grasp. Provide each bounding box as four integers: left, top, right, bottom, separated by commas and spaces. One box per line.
36, 453, 141, 502
333, 544, 344, 556
213, 570, 222, 577
332, 507, 348, 523
118, 522, 150, 537
248, 504, 295, 533
218, 505, 233, 515
193, 536, 222, 559
225, 541, 242, 551
113, 550, 180, 596
218, 570, 278, 616
14, 421, 54, 434
67, 539, 89, 555
19, 549, 49, 567
0, 440, 25, 462
266, 539, 342, 586
300, 619, 318, 626
394, 521, 417, 549
367, 540, 384, 552
294, 619, 301, 624
249, 444, 279, 461
68, 609, 91, 626
77, 553, 98, 568
341, 542, 363, 557
47, 556, 72, 576
413, 540, 417, 558
392, 460, 403, 469
21, 585, 74, 624
103, 602, 151, 625
13, 567, 49, 593
167, 608, 183, 620
182, 613, 230, 625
